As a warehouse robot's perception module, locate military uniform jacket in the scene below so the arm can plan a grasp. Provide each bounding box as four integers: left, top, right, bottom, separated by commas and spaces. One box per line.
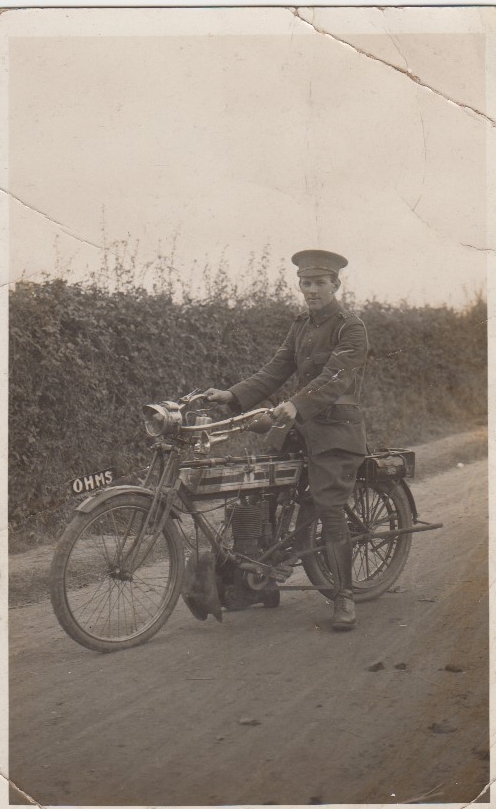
229, 298, 369, 456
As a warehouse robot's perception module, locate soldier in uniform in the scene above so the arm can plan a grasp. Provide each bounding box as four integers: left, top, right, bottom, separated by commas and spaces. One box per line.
204, 249, 369, 630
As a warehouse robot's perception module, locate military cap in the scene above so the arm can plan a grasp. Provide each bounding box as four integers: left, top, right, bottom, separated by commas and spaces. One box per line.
292, 249, 348, 278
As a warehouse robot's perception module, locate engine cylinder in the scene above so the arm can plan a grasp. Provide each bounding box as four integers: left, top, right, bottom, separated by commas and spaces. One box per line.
226, 499, 270, 556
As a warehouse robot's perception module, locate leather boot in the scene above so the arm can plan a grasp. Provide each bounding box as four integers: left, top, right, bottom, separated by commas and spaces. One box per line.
332, 590, 356, 631
321, 520, 356, 631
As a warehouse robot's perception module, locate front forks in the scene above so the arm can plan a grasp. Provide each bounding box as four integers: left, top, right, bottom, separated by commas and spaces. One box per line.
120, 448, 183, 572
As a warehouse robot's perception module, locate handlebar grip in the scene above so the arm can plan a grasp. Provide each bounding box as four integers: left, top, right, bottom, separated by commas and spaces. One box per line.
246, 412, 274, 435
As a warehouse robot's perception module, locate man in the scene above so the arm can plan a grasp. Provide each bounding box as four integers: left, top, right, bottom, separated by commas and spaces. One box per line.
204, 249, 369, 630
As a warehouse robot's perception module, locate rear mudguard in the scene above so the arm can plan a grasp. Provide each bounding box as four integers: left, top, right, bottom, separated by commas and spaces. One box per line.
75, 485, 182, 520
398, 479, 418, 523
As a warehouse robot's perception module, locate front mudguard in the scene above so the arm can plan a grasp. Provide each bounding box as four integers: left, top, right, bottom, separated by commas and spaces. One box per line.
75, 484, 182, 520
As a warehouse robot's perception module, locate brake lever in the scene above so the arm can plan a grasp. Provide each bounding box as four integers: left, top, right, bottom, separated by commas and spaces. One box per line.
178, 389, 206, 409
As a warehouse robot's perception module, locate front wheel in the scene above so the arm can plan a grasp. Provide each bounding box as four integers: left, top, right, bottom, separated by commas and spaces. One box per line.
50, 492, 185, 652
301, 482, 413, 603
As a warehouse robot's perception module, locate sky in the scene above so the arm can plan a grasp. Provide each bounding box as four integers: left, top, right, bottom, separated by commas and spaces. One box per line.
4, 7, 494, 308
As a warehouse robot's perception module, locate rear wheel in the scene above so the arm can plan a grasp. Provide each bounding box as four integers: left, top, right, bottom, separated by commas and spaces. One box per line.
50, 492, 185, 652
301, 482, 412, 602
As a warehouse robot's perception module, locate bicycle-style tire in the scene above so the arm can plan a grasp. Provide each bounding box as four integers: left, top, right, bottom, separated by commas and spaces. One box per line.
301, 481, 413, 603
50, 492, 185, 652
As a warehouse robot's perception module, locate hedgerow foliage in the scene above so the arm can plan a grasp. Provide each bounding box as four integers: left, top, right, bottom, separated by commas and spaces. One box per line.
9, 267, 486, 547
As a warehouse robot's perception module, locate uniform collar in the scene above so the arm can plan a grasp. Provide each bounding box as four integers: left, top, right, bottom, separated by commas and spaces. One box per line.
308, 298, 341, 324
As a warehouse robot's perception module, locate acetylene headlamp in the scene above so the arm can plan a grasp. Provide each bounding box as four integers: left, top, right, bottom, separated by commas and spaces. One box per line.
142, 401, 183, 437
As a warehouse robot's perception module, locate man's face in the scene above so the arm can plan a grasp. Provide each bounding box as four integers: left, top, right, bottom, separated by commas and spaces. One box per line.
299, 274, 338, 310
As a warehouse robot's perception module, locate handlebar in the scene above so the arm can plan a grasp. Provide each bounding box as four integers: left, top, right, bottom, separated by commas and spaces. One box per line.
180, 407, 274, 433
143, 392, 291, 443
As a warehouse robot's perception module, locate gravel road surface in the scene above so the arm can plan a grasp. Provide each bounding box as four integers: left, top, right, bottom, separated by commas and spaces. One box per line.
9, 445, 489, 806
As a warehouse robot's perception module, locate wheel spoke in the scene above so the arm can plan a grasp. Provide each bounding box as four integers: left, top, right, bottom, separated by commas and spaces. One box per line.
364, 544, 371, 579
368, 491, 384, 525
108, 511, 124, 565
117, 586, 165, 617
67, 570, 109, 613
78, 578, 118, 630
352, 546, 367, 580
132, 573, 169, 598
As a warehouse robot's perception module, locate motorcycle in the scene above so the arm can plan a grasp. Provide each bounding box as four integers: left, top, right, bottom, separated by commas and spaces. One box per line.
50, 391, 443, 652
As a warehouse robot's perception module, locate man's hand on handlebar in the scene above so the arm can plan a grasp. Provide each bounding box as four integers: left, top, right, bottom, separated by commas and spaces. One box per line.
203, 390, 297, 425
203, 388, 235, 405
272, 401, 297, 425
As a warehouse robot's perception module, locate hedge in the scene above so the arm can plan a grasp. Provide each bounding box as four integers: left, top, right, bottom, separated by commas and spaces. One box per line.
9, 276, 487, 548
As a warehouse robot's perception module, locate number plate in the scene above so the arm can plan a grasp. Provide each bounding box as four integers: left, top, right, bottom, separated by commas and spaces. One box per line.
70, 467, 116, 496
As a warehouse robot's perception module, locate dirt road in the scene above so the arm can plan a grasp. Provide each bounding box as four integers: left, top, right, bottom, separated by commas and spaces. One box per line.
9, 457, 489, 806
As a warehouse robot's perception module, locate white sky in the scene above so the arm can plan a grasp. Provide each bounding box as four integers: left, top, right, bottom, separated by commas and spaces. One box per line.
3, 7, 494, 308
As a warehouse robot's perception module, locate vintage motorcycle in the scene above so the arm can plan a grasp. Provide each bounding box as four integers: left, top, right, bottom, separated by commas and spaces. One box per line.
50, 391, 442, 652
